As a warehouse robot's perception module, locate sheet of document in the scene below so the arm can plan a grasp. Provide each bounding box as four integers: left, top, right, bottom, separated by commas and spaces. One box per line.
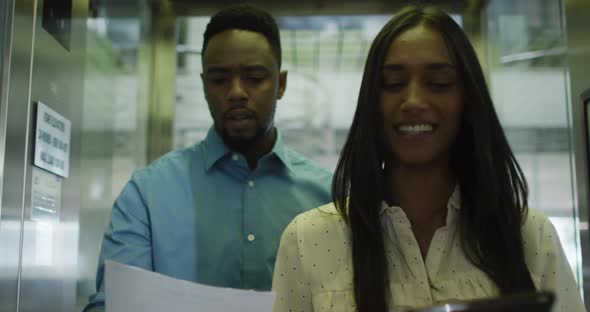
105, 260, 276, 312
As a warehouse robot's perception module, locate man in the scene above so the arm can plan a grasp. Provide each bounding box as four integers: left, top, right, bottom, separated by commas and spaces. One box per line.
84, 5, 332, 311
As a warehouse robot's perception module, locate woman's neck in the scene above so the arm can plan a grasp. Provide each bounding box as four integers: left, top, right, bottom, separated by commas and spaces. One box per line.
387, 163, 456, 225
386, 162, 456, 258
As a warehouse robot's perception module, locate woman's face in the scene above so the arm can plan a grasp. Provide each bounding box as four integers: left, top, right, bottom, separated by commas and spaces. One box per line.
380, 24, 463, 169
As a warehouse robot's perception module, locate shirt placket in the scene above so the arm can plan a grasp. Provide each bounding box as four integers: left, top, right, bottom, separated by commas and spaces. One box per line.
423, 226, 448, 301
390, 210, 434, 305
242, 168, 260, 289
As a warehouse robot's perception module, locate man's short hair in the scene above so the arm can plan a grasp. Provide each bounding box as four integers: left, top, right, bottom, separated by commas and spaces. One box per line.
202, 5, 282, 69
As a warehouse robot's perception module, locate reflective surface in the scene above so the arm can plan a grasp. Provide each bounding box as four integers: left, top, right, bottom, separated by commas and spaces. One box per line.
483, 0, 581, 281
0, 0, 30, 310
174, 2, 583, 288
0, 0, 88, 311
174, 14, 461, 170
0, 0, 7, 81
564, 0, 590, 305
1, 0, 589, 311
18, 0, 88, 310
76, 1, 153, 310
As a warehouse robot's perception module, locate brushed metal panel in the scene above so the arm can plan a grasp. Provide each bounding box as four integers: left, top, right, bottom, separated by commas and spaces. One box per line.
0, 0, 15, 203
16, 0, 88, 311
0, 0, 31, 311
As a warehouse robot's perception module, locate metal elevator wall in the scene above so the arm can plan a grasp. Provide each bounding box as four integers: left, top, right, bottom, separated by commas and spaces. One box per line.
0, 0, 589, 311
0, 0, 88, 311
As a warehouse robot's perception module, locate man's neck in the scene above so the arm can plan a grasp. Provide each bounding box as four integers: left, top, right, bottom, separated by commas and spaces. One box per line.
242, 127, 277, 170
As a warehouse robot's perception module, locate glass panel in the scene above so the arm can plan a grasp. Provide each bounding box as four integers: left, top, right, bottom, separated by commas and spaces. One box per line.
174, 0, 580, 291
75, 3, 150, 310
174, 14, 460, 171
483, 0, 582, 286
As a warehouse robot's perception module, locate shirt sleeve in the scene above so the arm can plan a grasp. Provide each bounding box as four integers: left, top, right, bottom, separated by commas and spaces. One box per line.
536, 216, 586, 312
84, 176, 153, 310
272, 217, 313, 312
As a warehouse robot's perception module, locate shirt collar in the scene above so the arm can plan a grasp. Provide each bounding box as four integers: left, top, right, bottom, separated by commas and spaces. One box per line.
270, 128, 296, 175
202, 127, 296, 175
447, 184, 461, 210
380, 184, 462, 215
202, 127, 230, 171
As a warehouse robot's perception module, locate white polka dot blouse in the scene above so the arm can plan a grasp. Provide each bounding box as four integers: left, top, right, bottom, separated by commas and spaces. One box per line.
272, 187, 585, 312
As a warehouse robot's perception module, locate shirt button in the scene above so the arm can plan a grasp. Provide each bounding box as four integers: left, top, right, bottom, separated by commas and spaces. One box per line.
248, 180, 255, 188
247, 234, 256, 241
232, 154, 239, 161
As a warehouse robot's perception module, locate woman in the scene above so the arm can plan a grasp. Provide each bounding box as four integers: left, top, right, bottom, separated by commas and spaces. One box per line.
272, 5, 585, 312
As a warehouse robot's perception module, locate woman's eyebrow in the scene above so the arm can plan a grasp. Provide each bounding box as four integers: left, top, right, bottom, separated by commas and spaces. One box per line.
425, 62, 456, 70
381, 62, 456, 73
382, 64, 404, 71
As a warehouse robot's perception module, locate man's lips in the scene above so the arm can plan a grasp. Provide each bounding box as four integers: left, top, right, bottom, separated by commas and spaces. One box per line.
224, 108, 255, 121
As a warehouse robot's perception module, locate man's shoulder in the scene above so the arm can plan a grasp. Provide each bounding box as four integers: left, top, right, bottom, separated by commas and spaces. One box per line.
132, 144, 204, 182
282, 146, 333, 178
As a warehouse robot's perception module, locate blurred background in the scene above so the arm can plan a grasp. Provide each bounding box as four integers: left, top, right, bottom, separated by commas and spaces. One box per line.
0, 0, 589, 311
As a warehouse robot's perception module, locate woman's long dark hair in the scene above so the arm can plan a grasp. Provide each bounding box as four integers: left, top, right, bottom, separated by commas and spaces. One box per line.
332, 6, 535, 312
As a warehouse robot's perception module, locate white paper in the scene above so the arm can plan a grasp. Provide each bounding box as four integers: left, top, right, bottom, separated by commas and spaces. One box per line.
105, 261, 276, 312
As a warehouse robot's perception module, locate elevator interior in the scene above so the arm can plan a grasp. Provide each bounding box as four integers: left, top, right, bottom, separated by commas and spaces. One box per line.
0, 0, 589, 311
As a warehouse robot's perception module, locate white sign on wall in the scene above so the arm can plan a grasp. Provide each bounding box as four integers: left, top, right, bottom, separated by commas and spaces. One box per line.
34, 101, 71, 178
30, 166, 61, 222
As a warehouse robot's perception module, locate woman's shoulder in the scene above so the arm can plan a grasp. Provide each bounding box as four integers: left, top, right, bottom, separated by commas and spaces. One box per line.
521, 210, 585, 311
282, 202, 350, 249
521, 208, 562, 271
288, 202, 347, 229
304, 201, 340, 214
521, 208, 553, 239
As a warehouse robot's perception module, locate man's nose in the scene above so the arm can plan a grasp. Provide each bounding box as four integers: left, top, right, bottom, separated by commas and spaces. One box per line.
226, 77, 248, 101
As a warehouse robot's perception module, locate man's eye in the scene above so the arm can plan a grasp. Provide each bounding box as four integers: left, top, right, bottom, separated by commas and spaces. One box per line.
208, 77, 227, 84
246, 75, 265, 82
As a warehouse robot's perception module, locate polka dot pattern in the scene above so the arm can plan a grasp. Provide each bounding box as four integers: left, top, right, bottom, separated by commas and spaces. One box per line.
272, 197, 584, 312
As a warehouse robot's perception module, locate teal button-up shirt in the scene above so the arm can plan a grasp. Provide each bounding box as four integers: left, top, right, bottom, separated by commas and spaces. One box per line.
85, 127, 332, 310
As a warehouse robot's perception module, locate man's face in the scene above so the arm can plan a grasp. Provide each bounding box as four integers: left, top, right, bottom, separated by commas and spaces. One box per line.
201, 29, 287, 151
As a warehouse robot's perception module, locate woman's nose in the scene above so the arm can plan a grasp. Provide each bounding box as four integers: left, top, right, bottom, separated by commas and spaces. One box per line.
401, 81, 427, 111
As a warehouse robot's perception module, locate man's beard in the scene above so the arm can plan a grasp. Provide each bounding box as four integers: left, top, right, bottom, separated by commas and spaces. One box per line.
220, 123, 267, 153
